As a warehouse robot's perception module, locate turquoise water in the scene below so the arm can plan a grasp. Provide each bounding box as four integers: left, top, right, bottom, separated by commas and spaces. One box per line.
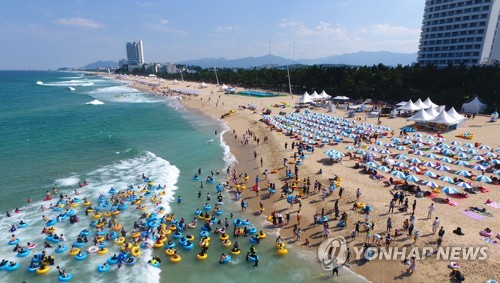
0, 71, 363, 282
238, 90, 278, 97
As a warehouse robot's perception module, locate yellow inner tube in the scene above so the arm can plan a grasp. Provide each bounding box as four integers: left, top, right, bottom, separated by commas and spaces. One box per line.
111, 210, 120, 215
170, 255, 181, 263
83, 201, 91, 206
168, 225, 177, 231
277, 248, 288, 255
219, 234, 229, 241
104, 212, 112, 217
96, 236, 105, 242
276, 243, 286, 249
197, 253, 208, 261
222, 240, 232, 247
97, 248, 108, 255
231, 249, 241, 255
70, 203, 78, 207
36, 266, 50, 274
165, 249, 176, 256
131, 247, 141, 257
258, 232, 266, 239
92, 213, 102, 219
356, 203, 365, 209
95, 223, 104, 228
130, 232, 141, 238
186, 235, 195, 241
69, 248, 80, 256
112, 224, 122, 231
114, 237, 125, 245
153, 242, 164, 248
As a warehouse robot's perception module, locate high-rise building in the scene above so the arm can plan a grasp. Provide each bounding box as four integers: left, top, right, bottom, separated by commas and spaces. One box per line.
126, 41, 144, 65
417, 0, 500, 67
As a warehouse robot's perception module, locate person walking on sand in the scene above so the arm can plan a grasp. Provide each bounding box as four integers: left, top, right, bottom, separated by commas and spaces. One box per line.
296, 212, 301, 225
412, 200, 417, 213
427, 204, 435, 219
407, 257, 416, 274
356, 188, 361, 202
432, 217, 440, 234
386, 217, 393, 233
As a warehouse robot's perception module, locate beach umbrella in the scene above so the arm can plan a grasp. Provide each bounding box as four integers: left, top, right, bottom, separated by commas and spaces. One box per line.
385, 143, 395, 148
454, 160, 469, 167
409, 166, 421, 173
495, 148, 500, 153
463, 143, 474, 148
375, 141, 384, 146
475, 175, 492, 183
426, 135, 434, 140
422, 161, 436, 167
471, 164, 486, 171
395, 154, 408, 160
426, 153, 438, 159
466, 149, 478, 155
378, 149, 390, 154
492, 159, 500, 165
440, 157, 453, 163
356, 149, 366, 154
456, 152, 468, 159
485, 152, 497, 158
395, 162, 408, 168
414, 133, 422, 137
451, 141, 461, 145
455, 170, 471, 177
478, 145, 491, 150
435, 165, 450, 171
441, 149, 455, 156
378, 166, 391, 172
440, 144, 450, 149
409, 158, 421, 164
365, 161, 378, 168
402, 140, 412, 145
471, 155, 485, 161
452, 146, 465, 152
431, 146, 441, 151
413, 150, 425, 156
405, 175, 420, 183
437, 137, 446, 141
441, 187, 459, 194
368, 146, 378, 151
396, 146, 407, 151
422, 180, 439, 188
413, 143, 425, 148
427, 140, 436, 145
494, 170, 500, 176
391, 171, 406, 179
423, 170, 437, 178
439, 176, 455, 184
455, 182, 472, 189
345, 145, 355, 150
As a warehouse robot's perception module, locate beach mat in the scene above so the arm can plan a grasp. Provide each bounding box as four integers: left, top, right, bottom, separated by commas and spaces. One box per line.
462, 210, 486, 221
486, 202, 500, 209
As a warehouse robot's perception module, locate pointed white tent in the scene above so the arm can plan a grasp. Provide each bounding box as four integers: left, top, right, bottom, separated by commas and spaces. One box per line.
319, 90, 330, 99
413, 98, 427, 109
407, 108, 434, 122
298, 92, 314, 104
199, 82, 207, 88
461, 97, 487, 113
447, 107, 466, 122
425, 106, 440, 118
221, 84, 229, 90
429, 110, 459, 125
332, 96, 349, 101
423, 97, 438, 109
396, 101, 409, 107
398, 100, 420, 111
311, 91, 322, 100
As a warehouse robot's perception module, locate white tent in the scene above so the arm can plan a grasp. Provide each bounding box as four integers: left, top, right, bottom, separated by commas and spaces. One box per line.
311, 91, 322, 100
173, 79, 180, 85
220, 84, 229, 90
461, 97, 487, 114
429, 110, 459, 125
397, 100, 420, 111
199, 82, 207, 88
447, 107, 466, 122
425, 106, 440, 118
396, 101, 409, 107
407, 108, 434, 122
423, 97, 438, 109
413, 98, 427, 109
319, 90, 330, 99
332, 96, 349, 101
298, 92, 314, 104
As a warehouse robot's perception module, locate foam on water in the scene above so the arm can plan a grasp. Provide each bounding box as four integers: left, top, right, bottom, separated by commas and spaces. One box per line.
220, 122, 238, 167
37, 79, 95, 87
0, 151, 178, 283
86, 99, 105, 105
87, 85, 160, 103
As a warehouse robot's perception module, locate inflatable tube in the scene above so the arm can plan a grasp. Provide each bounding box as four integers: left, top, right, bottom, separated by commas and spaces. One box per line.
125, 256, 136, 266
182, 242, 194, 250
206, 178, 215, 184
276, 243, 286, 249
74, 252, 88, 261
73, 241, 84, 248
203, 204, 212, 211
337, 220, 346, 227
165, 242, 176, 249
193, 176, 200, 181
27, 243, 36, 250
165, 248, 176, 256
186, 234, 195, 241
219, 233, 229, 241
46, 219, 57, 226
97, 264, 110, 273
107, 257, 118, 265
222, 240, 232, 247
80, 230, 91, 236
87, 246, 99, 254
8, 238, 20, 245
17, 249, 30, 257
172, 231, 183, 239
27, 263, 39, 272
221, 255, 232, 264
170, 255, 182, 263
36, 266, 50, 274
5, 263, 20, 271
58, 273, 73, 282
248, 227, 257, 234
46, 235, 60, 243
449, 261, 461, 269
199, 231, 210, 238
480, 231, 493, 237
286, 195, 295, 204
249, 236, 259, 244
248, 254, 260, 262
97, 248, 109, 255
153, 241, 164, 248
69, 248, 80, 256
231, 248, 241, 255
197, 253, 208, 261
277, 248, 288, 255
258, 231, 266, 239
56, 245, 67, 253
18, 222, 28, 228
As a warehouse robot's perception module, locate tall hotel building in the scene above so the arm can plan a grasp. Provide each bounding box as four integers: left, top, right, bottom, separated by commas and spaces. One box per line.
417, 0, 500, 67
126, 41, 144, 65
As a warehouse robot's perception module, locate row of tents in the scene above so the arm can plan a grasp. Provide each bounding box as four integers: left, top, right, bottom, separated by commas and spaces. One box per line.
298, 91, 348, 104
407, 107, 466, 126
397, 97, 488, 114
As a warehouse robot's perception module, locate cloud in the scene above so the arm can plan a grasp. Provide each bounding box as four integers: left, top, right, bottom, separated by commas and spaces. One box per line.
278, 18, 345, 39
358, 24, 420, 37
217, 25, 239, 32
55, 17, 103, 29
144, 19, 187, 36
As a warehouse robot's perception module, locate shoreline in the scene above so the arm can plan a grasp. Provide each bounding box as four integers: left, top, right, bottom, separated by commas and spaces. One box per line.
107, 73, 500, 283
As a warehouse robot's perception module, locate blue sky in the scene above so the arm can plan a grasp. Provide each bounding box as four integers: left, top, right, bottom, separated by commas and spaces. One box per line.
0, 0, 425, 69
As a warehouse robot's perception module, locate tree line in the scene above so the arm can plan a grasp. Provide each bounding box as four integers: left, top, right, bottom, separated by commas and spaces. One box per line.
122, 64, 500, 112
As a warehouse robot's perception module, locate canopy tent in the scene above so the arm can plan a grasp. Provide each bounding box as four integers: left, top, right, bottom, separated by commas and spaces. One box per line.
311, 91, 322, 100
298, 92, 314, 104
396, 100, 409, 107
220, 84, 229, 90
425, 106, 440, 117
199, 82, 207, 88
423, 97, 438, 109
461, 97, 487, 114
407, 108, 434, 122
447, 107, 466, 122
413, 98, 427, 109
398, 100, 421, 111
319, 90, 330, 99
173, 79, 180, 85
333, 95, 349, 101
429, 110, 459, 125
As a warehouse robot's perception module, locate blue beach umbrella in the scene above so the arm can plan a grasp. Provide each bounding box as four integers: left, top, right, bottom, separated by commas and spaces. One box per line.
422, 180, 439, 188
455, 182, 472, 189
455, 170, 471, 177
378, 166, 391, 172
439, 176, 455, 184
471, 164, 486, 171
441, 187, 459, 194
423, 170, 437, 178
405, 175, 420, 183
395, 154, 408, 160
391, 171, 406, 179
476, 175, 492, 183
454, 160, 469, 167
435, 165, 450, 171
365, 162, 378, 168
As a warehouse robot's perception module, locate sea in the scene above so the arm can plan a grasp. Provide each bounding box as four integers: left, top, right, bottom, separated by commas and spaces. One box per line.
0, 71, 366, 282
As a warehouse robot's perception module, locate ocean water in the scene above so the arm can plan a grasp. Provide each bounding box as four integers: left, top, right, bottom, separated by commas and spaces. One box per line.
0, 71, 365, 282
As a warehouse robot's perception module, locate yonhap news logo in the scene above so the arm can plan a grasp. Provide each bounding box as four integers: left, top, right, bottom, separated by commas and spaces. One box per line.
317, 236, 348, 270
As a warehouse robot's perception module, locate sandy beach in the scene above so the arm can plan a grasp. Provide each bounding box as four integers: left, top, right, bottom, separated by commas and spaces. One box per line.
114, 74, 500, 282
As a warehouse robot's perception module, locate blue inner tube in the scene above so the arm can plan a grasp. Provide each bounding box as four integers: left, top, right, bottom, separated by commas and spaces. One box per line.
286, 195, 295, 204
75, 252, 87, 261
206, 179, 215, 183
165, 242, 176, 249
222, 255, 232, 263
194, 209, 202, 215
109, 231, 117, 240
125, 256, 136, 266
248, 227, 257, 234
97, 264, 110, 273
8, 238, 20, 245
215, 209, 222, 215
150, 261, 160, 268
56, 245, 67, 253
18, 223, 28, 228
182, 242, 194, 250
108, 188, 116, 194
58, 273, 73, 282
46, 219, 57, 226
249, 237, 259, 244
6, 263, 20, 271
17, 249, 30, 257
107, 257, 118, 265
203, 204, 212, 211
337, 221, 346, 227
172, 232, 183, 239
27, 263, 39, 272
73, 242, 85, 248
199, 231, 209, 237
193, 176, 200, 180
248, 255, 260, 262
80, 230, 91, 236
178, 238, 187, 245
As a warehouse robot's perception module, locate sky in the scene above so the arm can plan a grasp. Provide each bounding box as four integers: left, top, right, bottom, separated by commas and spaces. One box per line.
0, 0, 425, 70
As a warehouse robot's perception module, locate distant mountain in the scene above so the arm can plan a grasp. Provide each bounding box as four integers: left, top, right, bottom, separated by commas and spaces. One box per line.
179, 51, 417, 68
80, 60, 118, 70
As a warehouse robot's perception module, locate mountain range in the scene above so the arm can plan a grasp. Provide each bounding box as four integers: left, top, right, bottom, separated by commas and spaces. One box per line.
178, 51, 417, 68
